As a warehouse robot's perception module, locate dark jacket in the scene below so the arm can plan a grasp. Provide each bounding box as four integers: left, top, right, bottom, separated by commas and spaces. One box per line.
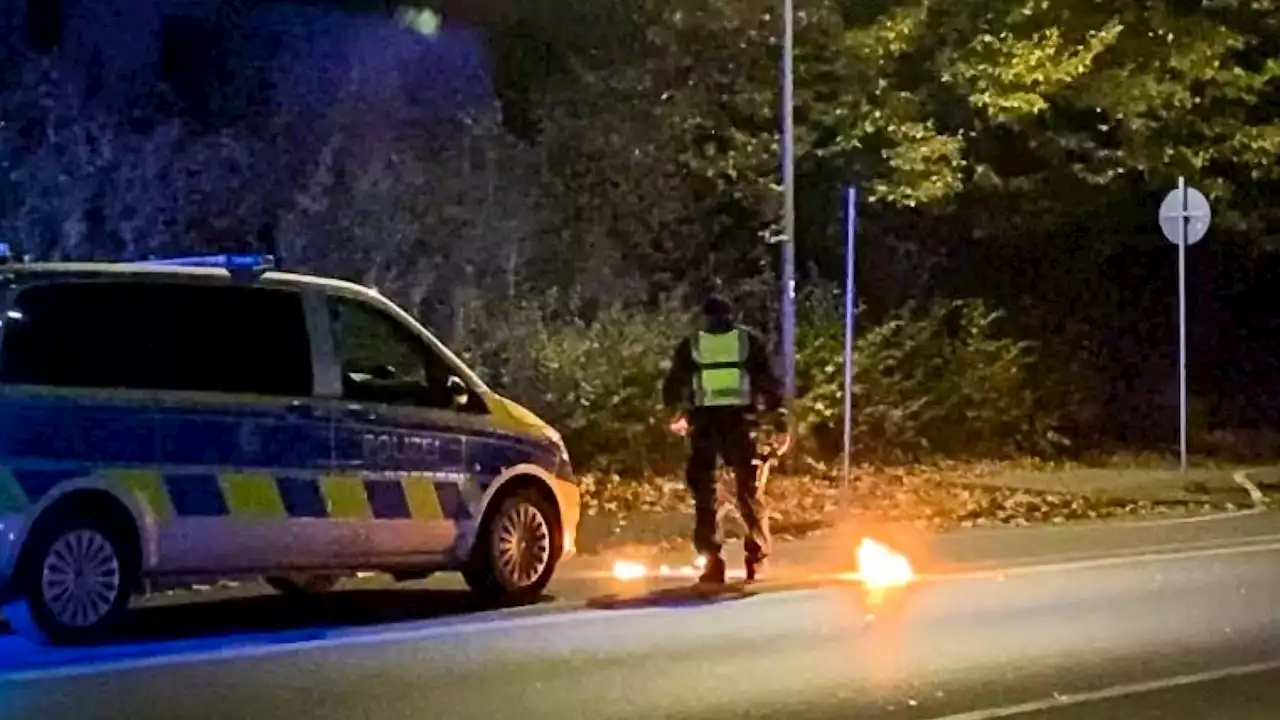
662, 323, 786, 424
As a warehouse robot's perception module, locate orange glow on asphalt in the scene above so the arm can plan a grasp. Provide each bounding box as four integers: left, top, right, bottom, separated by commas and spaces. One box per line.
856, 538, 914, 589
611, 538, 915, 588
613, 554, 750, 582
612, 560, 648, 580
612, 539, 916, 586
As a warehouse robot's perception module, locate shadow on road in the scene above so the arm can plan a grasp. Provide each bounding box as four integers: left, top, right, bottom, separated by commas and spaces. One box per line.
118, 588, 553, 643
0, 587, 555, 647
586, 582, 757, 611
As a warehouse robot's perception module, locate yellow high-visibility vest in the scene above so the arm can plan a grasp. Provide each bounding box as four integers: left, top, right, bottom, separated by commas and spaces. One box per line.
691, 328, 751, 407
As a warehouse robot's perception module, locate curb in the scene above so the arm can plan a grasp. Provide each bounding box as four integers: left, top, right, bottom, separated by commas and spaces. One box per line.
1232, 469, 1269, 509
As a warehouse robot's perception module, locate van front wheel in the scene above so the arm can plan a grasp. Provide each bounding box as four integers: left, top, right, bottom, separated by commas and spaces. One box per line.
463, 488, 561, 605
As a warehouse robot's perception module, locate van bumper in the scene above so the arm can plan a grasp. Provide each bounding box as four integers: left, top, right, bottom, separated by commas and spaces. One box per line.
0, 512, 23, 603
549, 476, 581, 559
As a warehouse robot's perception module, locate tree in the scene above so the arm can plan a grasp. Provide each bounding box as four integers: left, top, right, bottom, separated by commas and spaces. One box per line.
487, 0, 1280, 444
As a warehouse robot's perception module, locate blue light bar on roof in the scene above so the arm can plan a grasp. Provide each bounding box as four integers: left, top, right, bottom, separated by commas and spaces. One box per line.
140, 254, 276, 270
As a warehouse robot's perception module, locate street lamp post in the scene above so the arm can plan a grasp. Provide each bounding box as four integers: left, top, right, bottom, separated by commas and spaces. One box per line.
779, 0, 797, 420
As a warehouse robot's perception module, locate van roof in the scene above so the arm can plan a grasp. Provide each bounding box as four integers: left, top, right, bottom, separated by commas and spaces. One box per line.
0, 262, 377, 297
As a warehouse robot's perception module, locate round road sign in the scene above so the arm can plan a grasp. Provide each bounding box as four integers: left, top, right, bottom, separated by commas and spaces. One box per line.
1159, 186, 1212, 246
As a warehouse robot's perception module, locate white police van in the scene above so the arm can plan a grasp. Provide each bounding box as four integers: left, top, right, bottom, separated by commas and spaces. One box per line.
0, 252, 580, 644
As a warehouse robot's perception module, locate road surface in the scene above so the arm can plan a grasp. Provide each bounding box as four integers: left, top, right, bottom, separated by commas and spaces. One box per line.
2, 510, 1279, 719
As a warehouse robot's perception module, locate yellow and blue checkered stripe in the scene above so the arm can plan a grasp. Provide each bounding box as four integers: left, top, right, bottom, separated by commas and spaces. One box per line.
0, 467, 472, 522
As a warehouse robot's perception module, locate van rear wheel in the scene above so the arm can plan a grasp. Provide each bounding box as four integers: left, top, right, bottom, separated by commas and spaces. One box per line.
463, 488, 561, 605
4, 511, 136, 645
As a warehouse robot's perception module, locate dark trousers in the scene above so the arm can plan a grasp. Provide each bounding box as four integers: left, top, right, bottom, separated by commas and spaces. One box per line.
685, 409, 771, 561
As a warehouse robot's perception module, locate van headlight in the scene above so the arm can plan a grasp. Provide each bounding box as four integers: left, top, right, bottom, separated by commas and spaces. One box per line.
546, 427, 568, 461
543, 427, 572, 477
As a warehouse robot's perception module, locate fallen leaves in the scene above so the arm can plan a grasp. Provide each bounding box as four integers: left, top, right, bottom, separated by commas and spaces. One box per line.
578, 461, 1235, 552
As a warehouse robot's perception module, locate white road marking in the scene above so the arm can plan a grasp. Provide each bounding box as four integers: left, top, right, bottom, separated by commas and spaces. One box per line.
0, 604, 671, 683
558, 506, 1276, 580
924, 658, 1280, 719
567, 472, 1280, 580
940, 471, 1277, 538
1233, 469, 1268, 508
824, 537, 1280, 584
7, 530, 1280, 683
2, 587, 818, 683
949, 502, 1264, 538
924, 531, 1280, 574
1054, 505, 1264, 527
573, 532, 1280, 584
940, 537, 1280, 581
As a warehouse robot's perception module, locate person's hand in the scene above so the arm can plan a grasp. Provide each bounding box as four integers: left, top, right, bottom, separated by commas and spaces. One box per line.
668, 413, 690, 437
772, 431, 792, 456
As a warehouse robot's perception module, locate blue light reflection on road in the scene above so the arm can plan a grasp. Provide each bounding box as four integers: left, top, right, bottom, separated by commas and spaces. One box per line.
0, 606, 541, 678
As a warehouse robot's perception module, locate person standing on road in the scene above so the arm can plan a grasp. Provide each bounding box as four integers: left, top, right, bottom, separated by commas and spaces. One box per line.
662, 294, 790, 584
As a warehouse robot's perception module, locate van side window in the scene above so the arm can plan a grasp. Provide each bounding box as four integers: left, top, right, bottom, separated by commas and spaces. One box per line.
329, 296, 477, 411
0, 281, 313, 397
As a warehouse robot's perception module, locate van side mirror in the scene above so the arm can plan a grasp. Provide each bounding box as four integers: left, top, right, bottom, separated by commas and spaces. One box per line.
446, 375, 470, 408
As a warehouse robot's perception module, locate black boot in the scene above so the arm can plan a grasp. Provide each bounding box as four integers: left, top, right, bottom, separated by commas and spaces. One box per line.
745, 555, 765, 582
698, 555, 726, 585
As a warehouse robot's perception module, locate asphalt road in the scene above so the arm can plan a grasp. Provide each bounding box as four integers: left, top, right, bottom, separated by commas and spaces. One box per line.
2, 510, 1279, 719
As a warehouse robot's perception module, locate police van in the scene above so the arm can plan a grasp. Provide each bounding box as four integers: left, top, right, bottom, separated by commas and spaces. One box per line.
0, 252, 580, 644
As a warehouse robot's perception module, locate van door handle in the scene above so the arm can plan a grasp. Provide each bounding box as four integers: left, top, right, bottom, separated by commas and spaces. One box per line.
284, 401, 316, 419
344, 404, 378, 422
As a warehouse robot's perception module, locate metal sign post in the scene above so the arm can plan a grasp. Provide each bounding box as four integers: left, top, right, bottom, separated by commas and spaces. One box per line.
842, 187, 858, 487
779, 0, 797, 421
1157, 177, 1212, 472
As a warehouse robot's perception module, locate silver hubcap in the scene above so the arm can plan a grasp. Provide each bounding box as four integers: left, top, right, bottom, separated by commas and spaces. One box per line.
41, 529, 121, 628
493, 501, 551, 590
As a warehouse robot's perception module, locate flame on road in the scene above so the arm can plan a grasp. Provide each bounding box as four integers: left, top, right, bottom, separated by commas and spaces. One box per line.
613, 554, 743, 581
856, 538, 914, 588
612, 560, 649, 580
611, 539, 914, 587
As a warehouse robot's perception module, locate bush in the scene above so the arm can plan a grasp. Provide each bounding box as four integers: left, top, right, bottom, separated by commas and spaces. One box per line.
796, 295, 1057, 463
458, 293, 693, 475
455, 291, 1060, 476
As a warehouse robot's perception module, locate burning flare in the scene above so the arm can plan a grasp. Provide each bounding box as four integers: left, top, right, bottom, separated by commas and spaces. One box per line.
613, 554, 744, 581
856, 538, 914, 588
612, 560, 648, 581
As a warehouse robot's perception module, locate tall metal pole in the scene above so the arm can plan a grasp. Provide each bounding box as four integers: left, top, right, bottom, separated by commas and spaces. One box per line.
780, 0, 797, 419
842, 187, 857, 487
1177, 176, 1188, 473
